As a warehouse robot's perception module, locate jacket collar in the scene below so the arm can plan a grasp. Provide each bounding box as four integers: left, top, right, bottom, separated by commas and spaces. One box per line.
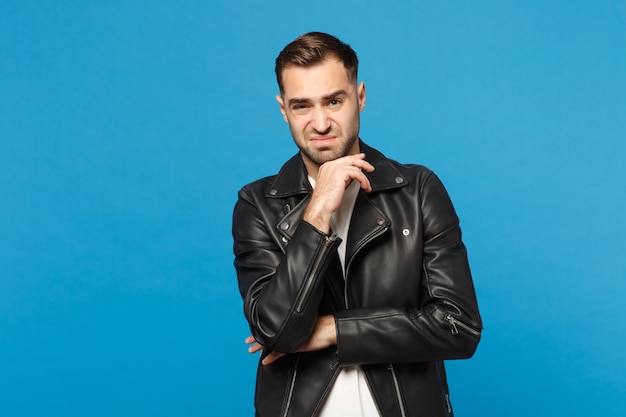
266, 141, 408, 199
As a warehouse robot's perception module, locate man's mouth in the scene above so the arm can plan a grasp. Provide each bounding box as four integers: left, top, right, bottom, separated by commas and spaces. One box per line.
311, 135, 336, 142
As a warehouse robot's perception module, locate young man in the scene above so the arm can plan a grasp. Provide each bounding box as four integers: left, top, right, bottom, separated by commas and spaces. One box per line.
232, 32, 482, 417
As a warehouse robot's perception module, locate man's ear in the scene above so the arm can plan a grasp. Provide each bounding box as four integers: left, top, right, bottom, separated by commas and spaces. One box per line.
357, 82, 366, 112
275, 94, 288, 123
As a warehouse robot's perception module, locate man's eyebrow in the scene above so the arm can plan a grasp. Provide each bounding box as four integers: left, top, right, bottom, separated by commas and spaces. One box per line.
288, 97, 309, 106
323, 90, 348, 100
287, 90, 349, 107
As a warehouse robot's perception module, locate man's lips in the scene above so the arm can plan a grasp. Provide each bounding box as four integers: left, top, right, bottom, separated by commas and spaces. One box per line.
310, 135, 336, 142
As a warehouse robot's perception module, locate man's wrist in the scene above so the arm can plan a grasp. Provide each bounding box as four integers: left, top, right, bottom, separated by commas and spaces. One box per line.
320, 315, 337, 346
302, 208, 331, 234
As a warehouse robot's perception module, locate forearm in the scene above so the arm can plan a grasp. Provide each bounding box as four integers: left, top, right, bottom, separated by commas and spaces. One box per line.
236, 215, 341, 353
335, 173, 482, 365
334, 303, 481, 366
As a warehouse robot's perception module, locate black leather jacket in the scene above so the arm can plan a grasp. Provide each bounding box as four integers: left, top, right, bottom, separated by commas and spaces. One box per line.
233, 142, 482, 417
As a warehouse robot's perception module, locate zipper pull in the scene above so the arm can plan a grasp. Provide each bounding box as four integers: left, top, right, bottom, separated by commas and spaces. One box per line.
446, 315, 459, 335
446, 314, 482, 337
325, 233, 339, 247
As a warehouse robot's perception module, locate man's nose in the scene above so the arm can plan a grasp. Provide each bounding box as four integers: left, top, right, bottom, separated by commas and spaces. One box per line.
311, 107, 331, 132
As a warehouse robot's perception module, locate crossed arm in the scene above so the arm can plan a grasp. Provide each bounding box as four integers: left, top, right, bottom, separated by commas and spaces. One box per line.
246, 315, 336, 365
243, 154, 374, 365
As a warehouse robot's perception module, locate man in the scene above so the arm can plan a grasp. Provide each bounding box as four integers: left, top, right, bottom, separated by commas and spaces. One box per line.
232, 32, 482, 417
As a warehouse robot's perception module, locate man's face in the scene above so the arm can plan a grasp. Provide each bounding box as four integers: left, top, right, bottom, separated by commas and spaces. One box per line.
276, 58, 366, 174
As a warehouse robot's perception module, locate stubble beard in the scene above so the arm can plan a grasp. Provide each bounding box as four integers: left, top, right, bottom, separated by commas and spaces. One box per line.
298, 134, 359, 166
292, 119, 361, 167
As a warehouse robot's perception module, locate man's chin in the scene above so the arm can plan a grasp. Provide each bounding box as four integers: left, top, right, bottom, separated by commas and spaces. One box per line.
306, 149, 345, 166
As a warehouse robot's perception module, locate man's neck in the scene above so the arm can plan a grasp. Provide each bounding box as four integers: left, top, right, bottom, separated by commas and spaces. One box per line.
302, 157, 320, 181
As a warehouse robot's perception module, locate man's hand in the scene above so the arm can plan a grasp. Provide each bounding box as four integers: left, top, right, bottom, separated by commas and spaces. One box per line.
245, 315, 337, 365
304, 154, 375, 234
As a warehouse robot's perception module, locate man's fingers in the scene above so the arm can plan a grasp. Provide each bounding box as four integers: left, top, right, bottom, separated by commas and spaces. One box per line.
329, 153, 375, 172
248, 343, 264, 354
246, 336, 264, 354
245, 335, 287, 365
317, 155, 375, 193
350, 155, 375, 173
355, 171, 372, 193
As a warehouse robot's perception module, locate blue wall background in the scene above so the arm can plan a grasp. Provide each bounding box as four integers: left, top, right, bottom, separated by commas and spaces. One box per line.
1, 1, 624, 416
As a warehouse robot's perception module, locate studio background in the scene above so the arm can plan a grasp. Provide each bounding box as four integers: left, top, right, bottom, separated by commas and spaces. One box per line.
1, 1, 624, 416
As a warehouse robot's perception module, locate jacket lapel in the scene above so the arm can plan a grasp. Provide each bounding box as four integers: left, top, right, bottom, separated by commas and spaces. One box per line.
344, 142, 408, 269
345, 191, 391, 268
267, 141, 408, 257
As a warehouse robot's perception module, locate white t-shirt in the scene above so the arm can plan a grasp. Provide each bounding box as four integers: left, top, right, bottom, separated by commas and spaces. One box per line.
308, 177, 380, 417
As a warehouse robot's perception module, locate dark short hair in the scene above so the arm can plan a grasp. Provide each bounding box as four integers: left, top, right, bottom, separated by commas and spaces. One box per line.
275, 32, 359, 93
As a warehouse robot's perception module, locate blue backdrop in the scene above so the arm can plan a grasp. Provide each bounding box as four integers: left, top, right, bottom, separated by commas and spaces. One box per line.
1, 1, 624, 416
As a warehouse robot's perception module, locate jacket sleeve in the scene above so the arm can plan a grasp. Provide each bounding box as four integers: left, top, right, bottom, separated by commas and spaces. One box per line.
334, 171, 483, 365
232, 186, 342, 353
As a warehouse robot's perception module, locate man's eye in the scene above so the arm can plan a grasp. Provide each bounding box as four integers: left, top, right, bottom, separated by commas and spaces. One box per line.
329, 99, 341, 106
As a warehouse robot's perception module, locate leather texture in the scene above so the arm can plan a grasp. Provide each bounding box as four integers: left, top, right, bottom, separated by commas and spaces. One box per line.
233, 142, 482, 417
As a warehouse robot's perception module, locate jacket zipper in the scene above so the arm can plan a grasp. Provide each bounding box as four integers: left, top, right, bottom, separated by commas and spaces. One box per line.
445, 314, 481, 337
387, 364, 407, 417
281, 355, 300, 417
434, 361, 453, 415
311, 360, 342, 416
295, 234, 338, 313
